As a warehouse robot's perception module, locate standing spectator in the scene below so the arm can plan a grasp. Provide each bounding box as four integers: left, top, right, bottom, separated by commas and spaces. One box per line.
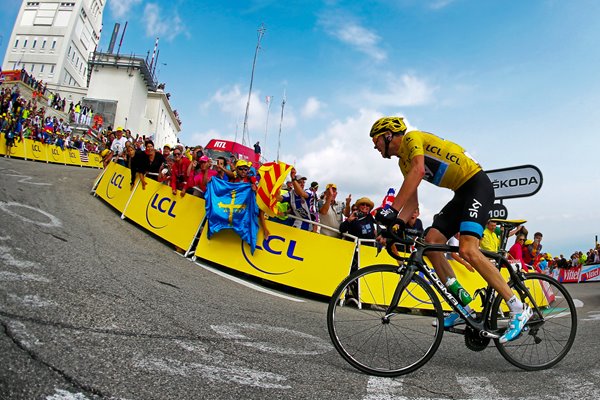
110, 127, 128, 166
508, 234, 529, 271
308, 181, 320, 232
480, 220, 500, 253
339, 197, 377, 241
254, 141, 261, 155
187, 156, 217, 198
144, 140, 165, 180
281, 169, 314, 231
125, 145, 148, 190
170, 147, 191, 197
523, 232, 543, 266
318, 183, 345, 238
405, 207, 424, 238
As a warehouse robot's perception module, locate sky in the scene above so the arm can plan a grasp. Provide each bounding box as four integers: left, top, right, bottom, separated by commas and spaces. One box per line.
1, 0, 600, 257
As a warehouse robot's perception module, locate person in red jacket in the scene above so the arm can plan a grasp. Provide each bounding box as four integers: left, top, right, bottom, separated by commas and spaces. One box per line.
170, 147, 191, 197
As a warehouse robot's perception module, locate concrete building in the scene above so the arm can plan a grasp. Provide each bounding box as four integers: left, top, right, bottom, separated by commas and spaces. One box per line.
2, 0, 104, 102
86, 51, 180, 147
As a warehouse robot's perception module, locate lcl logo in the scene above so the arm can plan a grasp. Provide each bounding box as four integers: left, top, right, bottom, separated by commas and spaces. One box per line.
31, 143, 43, 158
145, 192, 177, 229
106, 172, 124, 199
241, 235, 303, 275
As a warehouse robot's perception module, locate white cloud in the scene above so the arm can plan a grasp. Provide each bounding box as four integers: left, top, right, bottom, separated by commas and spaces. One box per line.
429, 0, 456, 10
108, 0, 142, 19
301, 97, 324, 118
319, 13, 387, 61
200, 85, 297, 150
143, 3, 187, 41
362, 73, 437, 108
284, 109, 450, 225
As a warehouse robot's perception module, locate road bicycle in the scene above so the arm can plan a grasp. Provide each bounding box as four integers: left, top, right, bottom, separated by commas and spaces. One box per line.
327, 219, 577, 376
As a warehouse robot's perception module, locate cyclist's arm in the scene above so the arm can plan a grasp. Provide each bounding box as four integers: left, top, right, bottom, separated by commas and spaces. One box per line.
392, 155, 425, 222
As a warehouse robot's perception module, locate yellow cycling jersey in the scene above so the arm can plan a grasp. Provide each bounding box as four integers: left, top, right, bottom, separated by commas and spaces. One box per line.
397, 130, 482, 191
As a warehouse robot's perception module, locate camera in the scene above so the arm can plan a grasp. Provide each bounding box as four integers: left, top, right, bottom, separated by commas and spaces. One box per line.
355, 211, 365, 219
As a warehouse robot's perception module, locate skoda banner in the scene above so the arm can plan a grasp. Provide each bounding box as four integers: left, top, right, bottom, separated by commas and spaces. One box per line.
485, 164, 543, 200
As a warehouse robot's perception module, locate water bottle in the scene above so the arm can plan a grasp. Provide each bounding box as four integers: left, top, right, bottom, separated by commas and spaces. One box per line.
446, 277, 472, 306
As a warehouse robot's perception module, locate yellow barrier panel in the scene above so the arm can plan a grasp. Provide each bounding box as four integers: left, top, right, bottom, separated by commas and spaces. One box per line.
123, 179, 205, 251
47, 144, 67, 164
95, 162, 132, 212
87, 152, 103, 168
65, 148, 82, 166
195, 220, 356, 297
0, 134, 27, 158
25, 138, 48, 162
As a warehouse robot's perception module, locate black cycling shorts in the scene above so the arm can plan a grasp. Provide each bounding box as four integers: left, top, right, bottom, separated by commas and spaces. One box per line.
431, 170, 494, 240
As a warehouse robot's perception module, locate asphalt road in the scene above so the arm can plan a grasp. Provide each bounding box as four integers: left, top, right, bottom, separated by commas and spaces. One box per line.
1, 157, 599, 400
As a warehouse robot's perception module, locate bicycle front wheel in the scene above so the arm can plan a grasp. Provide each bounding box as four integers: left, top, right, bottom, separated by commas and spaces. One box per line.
327, 264, 444, 377
490, 273, 577, 370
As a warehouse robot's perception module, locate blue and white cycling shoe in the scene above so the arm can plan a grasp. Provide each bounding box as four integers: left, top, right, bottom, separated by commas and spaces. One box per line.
499, 305, 533, 343
432, 312, 466, 328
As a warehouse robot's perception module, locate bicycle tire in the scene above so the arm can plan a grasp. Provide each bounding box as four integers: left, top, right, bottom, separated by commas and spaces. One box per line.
490, 273, 577, 370
327, 264, 444, 377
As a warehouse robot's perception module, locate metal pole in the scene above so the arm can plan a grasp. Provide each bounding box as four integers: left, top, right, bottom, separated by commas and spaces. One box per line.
242, 23, 266, 147
264, 95, 272, 160
276, 91, 286, 162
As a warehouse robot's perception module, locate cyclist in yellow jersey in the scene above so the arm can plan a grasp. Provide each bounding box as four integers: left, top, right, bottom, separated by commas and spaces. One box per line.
371, 117, 532, 343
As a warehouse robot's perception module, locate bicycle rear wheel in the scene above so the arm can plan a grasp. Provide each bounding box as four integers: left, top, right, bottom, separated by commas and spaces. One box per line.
490, 273, 577, 370
327, 264, 444, 377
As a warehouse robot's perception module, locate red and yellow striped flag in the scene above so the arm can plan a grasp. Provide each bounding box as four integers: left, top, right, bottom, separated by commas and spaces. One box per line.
256, 161, 293, 217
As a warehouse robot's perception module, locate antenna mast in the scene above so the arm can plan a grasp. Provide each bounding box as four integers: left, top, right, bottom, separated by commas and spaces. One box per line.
276, 90, 286, 162
264, 95, 273, 160
242, 23, 266, 146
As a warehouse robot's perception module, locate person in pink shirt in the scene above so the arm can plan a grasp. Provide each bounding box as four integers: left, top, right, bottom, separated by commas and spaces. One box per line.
187, 155, 217, 198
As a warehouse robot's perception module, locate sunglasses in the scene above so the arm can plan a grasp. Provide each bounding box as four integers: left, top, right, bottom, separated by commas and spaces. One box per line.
237, 167, 249, 172
173, 152, 181, 156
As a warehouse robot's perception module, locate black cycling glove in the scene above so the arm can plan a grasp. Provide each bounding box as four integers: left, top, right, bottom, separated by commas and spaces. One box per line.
375, 207, 399, 226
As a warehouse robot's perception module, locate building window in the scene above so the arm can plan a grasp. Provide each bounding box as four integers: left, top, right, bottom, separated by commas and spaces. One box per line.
68, 46, 71, 55
32, 40, 37, 48
50, 65, 55, 73
31, 64, 35, 72
14, 40, 19, 48
23, 39, 28, 48
52, 40, 56, 49
40, 64, 45, 72
42, 40, 46, 49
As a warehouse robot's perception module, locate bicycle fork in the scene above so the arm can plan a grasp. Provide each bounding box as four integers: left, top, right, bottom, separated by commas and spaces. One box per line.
382, 265, 415, 323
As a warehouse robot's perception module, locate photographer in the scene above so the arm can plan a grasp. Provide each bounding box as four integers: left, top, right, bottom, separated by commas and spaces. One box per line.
187, 155, 217, 198
339, 197, 376, 242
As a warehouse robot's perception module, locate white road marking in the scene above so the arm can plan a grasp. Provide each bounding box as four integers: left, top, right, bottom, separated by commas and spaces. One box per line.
556, 373, 600, 399
211, 322, 332, 355
582, 311, 600, 321
456, 375, 506, 399
134, 355, 291, 389
7, 321, 43, 348
0, 271, 51, 282
0, 202, 62, 228
0, 245, 42, 269
194, 260, 304, 303
46, 389, 91, 400
3, 173, 52, 186
8, 293, 56, 307
365, 377, 406, 400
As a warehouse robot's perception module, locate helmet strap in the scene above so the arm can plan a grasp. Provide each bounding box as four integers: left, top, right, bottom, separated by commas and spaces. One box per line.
383, 133, 393, 159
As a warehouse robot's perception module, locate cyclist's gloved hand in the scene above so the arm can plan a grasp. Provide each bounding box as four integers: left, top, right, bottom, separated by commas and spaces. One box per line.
375, 207, 399, 226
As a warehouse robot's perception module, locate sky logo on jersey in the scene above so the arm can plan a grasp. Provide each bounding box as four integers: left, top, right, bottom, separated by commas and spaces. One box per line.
241, 234, 302, 275
145, 191, 177, 229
